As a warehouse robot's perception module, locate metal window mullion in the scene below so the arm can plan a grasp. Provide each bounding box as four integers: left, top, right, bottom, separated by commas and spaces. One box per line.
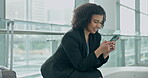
120, 4, 136, 11
75, 0, 89, 8
5, 21, 10, 67
116, 0, 120, 31
0, 0, 7, 66
10, 21, 14, 70
135, 0, 140, 34
120, 39, 126, 66
135, 0, 140, 65
26, 0, 32, 65
116, 0, 122, 67
135, 38, 141, 65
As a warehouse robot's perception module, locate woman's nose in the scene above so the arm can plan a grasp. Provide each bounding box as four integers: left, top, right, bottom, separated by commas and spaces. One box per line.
97, 24, 102, 29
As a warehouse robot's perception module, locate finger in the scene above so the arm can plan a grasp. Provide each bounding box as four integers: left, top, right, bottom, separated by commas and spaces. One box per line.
102, 42, 109, 45
108, 47, 110, 51
112, 44, 115, 47
111, 44, 115, 48
111, 41, 116, 45
104, 41, 111, 45
102, 40, 107, 43
112, 45, 116, 50
107, 45, 112, 51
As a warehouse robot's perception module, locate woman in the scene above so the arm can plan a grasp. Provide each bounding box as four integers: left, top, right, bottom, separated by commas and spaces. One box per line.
41, 3, 115, 78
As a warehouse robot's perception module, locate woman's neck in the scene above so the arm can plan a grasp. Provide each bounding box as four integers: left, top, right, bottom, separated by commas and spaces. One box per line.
84, 29, 90, 43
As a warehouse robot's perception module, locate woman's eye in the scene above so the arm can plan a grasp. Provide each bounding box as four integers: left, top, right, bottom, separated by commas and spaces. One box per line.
94, 21, 98, 23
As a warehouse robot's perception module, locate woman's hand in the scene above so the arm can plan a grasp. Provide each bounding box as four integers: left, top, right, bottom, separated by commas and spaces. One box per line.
98, 41, 111, 53
94, 41, 111, 58
103, 41, 116, 58
94, 41, 116, 58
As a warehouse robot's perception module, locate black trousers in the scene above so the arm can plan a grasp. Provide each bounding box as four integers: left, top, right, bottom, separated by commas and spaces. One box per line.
68, 70, 103, 78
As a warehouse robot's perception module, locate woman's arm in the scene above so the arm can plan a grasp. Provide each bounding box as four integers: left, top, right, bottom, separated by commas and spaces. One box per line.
61, 35, 103, 71
92, 41, 116, 68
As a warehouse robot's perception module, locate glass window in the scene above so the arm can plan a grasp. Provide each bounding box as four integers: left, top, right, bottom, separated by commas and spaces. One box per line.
6, 0, 27, 20
13, 34, 62, 78
120, 6, 135, 35
10, 21, 70, 78
120, 0, 135, 9
89, 0, 95, 3
125, 38, 135, 66
6, 0, 75, 77
140, 14, 148, 35
6, 0, 74, 24
140, 37, 148, 64
140, 0, 148, 14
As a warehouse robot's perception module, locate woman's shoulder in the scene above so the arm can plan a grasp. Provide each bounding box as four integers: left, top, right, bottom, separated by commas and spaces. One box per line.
65, 29, 81, 37
62, 29, 82, 42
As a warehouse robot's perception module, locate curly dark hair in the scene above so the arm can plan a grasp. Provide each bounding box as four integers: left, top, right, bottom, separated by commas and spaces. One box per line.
71, 3, 106, 29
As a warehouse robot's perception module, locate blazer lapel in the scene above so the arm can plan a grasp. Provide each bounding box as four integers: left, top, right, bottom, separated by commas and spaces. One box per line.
89, 33, 101, 53
79, 28, 88, 57
88, 34, 94, 53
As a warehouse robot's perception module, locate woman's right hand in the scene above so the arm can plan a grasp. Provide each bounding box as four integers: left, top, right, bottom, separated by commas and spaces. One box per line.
98, 41, 111, 53
94, 41, 112, 58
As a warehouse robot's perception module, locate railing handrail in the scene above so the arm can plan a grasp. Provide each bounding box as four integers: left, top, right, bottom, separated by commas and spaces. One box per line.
0, 29, 65, 35
1, 29, 148, 37
1, 18, 148, 37
0, 18, 71, 27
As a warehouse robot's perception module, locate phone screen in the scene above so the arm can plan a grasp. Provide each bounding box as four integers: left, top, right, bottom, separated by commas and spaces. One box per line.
110, 35, 120, 41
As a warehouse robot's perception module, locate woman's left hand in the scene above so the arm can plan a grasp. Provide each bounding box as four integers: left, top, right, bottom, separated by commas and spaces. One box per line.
109, 41, 116, 52
103, 41, 116, 58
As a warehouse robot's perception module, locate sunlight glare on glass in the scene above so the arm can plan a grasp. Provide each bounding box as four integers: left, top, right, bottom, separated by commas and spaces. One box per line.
140, 14, 148, 35
140, 0, 148, 14
120, 6, 135, 35
120, 0, 135, 9
45, 0, 74, 24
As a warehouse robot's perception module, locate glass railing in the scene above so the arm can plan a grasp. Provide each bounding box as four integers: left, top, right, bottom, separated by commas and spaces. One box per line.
0, 19, 70, 78
0, 19, 148, 78
13, 35, 63, 78
101, 35, 148, 67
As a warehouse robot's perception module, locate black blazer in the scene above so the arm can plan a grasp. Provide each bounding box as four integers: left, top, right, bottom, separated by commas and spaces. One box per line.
41, 28, 109, 78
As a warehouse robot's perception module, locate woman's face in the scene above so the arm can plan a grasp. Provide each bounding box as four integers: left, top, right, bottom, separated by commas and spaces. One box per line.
85, 14, 103, 34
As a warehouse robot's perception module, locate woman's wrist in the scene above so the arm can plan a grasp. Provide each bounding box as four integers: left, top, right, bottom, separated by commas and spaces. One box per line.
103, 52, 109, 59
94, 48, 103, 58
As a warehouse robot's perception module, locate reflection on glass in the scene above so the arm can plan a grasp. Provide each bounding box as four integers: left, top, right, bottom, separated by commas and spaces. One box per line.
140, 0, 148, 14
6, 0, 74, 78
13, 35, 62, 78
6, 0, 26, 20
13, 21, 71, 31
120, 6, 135, 35
11, 19, 70, 78
120, 0, 135, 9
140, 14, 148, 35
6, 0, 74, 24
140, 37, 148, 63
45, 0, 74, 24
124, 38, 135, 66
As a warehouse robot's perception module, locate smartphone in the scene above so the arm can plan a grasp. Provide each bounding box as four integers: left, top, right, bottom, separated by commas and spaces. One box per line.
110, 35, 120, 41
